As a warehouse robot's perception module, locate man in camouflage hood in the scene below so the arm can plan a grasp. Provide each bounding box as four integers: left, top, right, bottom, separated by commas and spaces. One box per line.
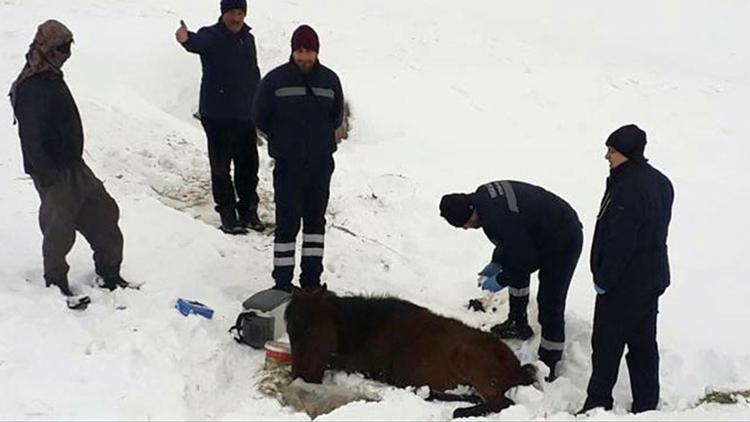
10, 19, 73, 106
10, 20, 134, 309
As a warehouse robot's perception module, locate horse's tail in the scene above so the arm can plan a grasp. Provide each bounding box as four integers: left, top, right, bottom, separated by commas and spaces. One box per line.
520, 363, 538, 386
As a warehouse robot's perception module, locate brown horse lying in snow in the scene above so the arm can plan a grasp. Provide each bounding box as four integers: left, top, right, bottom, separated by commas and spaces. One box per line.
284, 286, 537, 418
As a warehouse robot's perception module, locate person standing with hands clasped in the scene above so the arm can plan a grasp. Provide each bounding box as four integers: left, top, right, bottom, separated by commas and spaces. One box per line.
252, 25, 344, 293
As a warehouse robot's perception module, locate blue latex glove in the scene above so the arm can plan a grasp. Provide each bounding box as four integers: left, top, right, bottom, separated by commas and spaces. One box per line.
478, 262, 505, 292
479, 262, 503, 278
479, 275, 506, 292
594, 284, 606, 295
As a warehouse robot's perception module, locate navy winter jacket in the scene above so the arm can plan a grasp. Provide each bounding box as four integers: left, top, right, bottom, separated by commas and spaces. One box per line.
472, 181, 582, 284
252, 59, 343, 161
590, 160, 674, 296
181, 21, 260, 121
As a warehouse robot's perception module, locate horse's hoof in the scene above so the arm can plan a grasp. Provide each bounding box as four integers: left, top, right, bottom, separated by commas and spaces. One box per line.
453, 403, 494, 419
453, 407, 475, 419
453, 408, 467, 419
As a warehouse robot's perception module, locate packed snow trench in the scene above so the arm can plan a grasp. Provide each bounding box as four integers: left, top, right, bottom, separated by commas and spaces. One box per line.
1, 0, 749, 420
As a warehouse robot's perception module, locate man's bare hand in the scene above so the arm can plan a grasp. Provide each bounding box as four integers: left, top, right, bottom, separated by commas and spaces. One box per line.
175, 20, 189, 44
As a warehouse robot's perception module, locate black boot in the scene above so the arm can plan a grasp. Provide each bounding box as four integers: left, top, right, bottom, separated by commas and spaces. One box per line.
46, 278, 74, 297
272, 283, 294, 294
490, 317, 534, 340
220, 211, 248, 235
46, 279, 90, 310
577, 398, 612, 415
300, 282, 322, 291
97, 274, 137, 291
238, 208, 266, 232
543, 360, 559, 382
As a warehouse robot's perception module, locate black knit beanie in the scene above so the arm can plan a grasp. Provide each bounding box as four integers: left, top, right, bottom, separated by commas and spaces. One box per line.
606, 124, 647, 161
221, 0, 247, 14
439, 193, 474, 227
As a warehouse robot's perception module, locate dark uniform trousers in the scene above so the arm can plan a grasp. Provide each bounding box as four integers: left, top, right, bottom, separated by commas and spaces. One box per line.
585, 293, 660, 412
272, 156, 334, 289
507, 227, 583, 365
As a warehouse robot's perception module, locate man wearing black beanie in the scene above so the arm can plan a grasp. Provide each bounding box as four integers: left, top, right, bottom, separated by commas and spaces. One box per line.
605, 124, 648, 163
439, 181, 583, 381
175, 0, 266, 234
580, 124, 674, 414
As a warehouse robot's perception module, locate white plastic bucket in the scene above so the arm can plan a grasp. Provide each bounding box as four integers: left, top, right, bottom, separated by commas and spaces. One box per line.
265, 340, 292, 369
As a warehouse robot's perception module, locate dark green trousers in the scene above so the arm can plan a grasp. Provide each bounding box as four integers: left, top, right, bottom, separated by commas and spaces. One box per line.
32, 161, 123, 284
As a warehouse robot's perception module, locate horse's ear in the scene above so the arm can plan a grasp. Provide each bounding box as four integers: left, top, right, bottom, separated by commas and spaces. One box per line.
312, 284, 328, 301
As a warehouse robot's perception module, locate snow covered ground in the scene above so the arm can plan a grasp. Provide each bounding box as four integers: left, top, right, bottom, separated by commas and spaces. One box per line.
1, 0, 749, 419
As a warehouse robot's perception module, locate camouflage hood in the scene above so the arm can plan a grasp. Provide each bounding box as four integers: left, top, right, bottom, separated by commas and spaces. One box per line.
9, 20, 74, 106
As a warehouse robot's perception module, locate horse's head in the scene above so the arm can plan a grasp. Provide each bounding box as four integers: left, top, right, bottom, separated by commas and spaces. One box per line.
285, 284, 339, 383
452, 340, 521, 406
285, 284, 336, 325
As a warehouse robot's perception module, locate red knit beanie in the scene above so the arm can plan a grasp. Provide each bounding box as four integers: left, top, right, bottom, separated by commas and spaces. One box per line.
291, 25, 319, 52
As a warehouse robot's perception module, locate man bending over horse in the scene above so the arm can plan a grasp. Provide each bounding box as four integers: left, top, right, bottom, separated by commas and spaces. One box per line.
440, 180, 583, 381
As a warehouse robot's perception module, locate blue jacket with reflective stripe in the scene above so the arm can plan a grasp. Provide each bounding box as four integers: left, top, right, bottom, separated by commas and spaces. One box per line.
472, 181, 582, 284
252, 59, 344, 160
181, 21, 261, 121
590, 160, 674, 297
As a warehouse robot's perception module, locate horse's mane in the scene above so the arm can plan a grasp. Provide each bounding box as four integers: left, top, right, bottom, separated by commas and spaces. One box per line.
333, 294, 424, 334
